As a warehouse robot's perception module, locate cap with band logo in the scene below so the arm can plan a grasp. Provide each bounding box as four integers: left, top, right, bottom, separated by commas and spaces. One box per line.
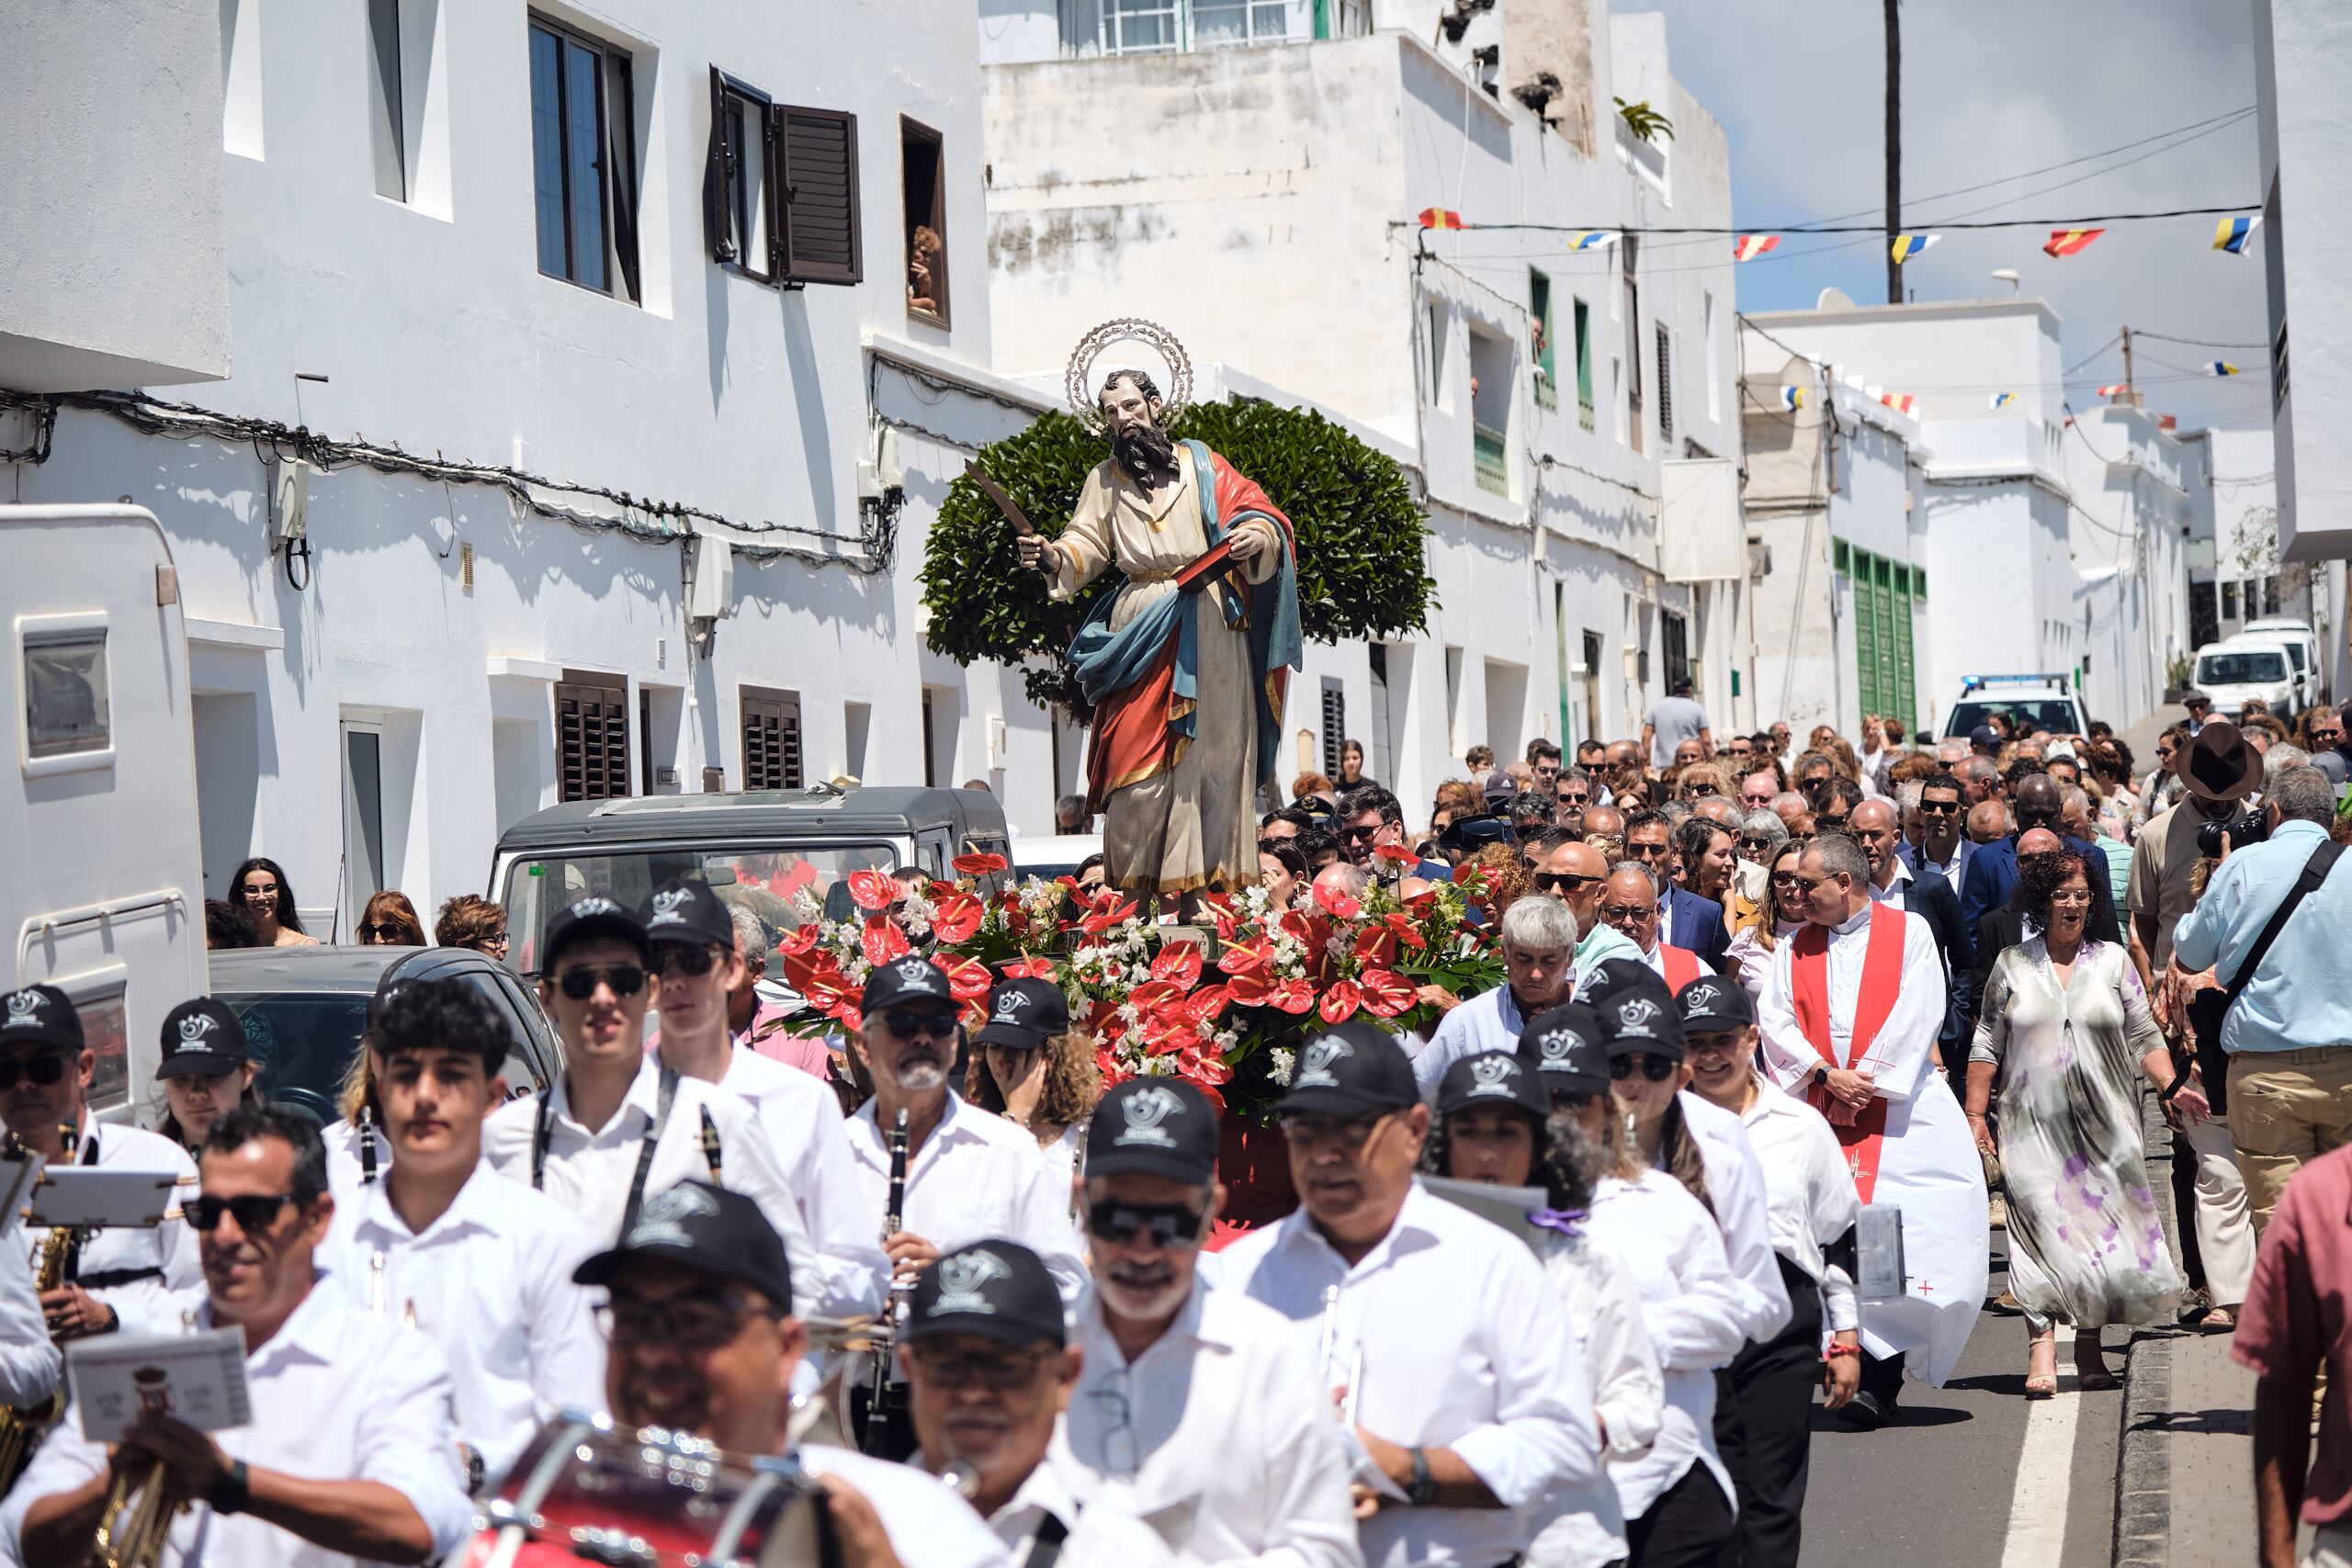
1274, 1020, 1419, 1117
1595, 981, 1687, 1061
541, 895, 652, 971
156, 998, 249, 1080
572, 1179, 795, 1313
1517, 1002, 1609, 1096
1434, 1051, 1549, 1122
975, 976, 1070, 1052
1086, 1077, 1218, 1185
1676, 975, 1754, 1035
639, 878, 737, 951
906, 1240, 1066, 1348
861, 954, 957, 1014
0, 985, 81, 1055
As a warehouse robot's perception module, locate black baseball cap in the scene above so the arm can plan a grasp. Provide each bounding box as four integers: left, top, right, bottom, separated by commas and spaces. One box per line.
156, 998, 249, 1079
1437, 813, 1512, 856
1435, 1051, 1549, 1122
541, 894, 652, 970
861, 954, 958, 1015
1275, 1021, 1419, 1117
906, 1240, 1065, 1348
640, 878, 736, 951
1969, 724, 2002, 751
1087, 1077, 1219, 1185
0, 985, 81, 1055
573, 1180, 795, 1313
1677, 975, 1754, 1034
975, 977, 1069, 1051
1519, 1002, 1608, 1095
1594, 978, 1687, 1061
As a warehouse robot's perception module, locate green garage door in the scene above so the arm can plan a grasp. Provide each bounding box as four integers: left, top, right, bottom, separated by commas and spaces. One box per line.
1836, 539, 1919, 735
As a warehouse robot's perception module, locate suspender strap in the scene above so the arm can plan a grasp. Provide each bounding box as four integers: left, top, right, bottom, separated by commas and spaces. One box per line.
1023, 1514, 1071, 1568
76, 1266, 165, 1291
699, 1104, 724, 1185
531, 1091, 556, 1191
533, 1068, 685, 1239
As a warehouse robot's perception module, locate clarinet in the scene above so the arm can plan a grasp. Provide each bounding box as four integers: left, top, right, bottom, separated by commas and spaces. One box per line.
863, 1108, 910, 1457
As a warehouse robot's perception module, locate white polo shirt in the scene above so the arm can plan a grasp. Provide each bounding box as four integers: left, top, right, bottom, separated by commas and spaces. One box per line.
1675, 1090, 1793, 1345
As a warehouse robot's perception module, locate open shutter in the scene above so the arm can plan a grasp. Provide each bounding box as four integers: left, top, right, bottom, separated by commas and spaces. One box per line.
556, 673, 630, 802
775, 106, 862, 285
606, 54, 641, 302
741, 688, 804, 791
705, 66, 736, 263
1320, 681, 1346, 780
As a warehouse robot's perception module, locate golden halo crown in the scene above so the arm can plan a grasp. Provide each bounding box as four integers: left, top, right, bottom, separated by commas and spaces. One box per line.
1066, 318, 1193, 434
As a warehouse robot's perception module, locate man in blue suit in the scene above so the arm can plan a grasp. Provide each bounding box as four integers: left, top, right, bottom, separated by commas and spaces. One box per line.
1897, 770, 1976, 890
1855, 800, 1976, 1100
1624, 809, 1729, 970
1958, 773, 2120, 944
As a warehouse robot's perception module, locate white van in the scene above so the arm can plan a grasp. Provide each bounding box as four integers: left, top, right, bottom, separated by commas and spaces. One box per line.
3, 506, 207, 1120
2236, 619, 2324, 715
2190, 639, 2300, 720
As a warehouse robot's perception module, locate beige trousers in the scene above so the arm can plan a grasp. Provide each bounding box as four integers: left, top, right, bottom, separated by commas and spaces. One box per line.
2228, 1046, 2352, 1234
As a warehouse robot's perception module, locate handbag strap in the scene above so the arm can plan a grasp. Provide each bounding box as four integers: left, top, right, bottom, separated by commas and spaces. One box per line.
2222, 839, 2345, 1019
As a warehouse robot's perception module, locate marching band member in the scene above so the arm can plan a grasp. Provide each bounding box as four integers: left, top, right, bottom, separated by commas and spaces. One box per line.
640, 878, 888, 1319
575, 1179, 1011, 1568
0, 985, 202, 1337
1218, 1021, 1599, 1568
1582, 987, 1750, 1568
1677, 976, 1860, 1568
317, 978, 604, 1479
0, 1217, 60, 1411
904, 1240, 1177, 1567
4, 1105, 474, 1568
152, 998, 260, 1152
483, 896, 830, 1309
1061, 1078, 1361, 1568
1424, 1039, 1664, 1568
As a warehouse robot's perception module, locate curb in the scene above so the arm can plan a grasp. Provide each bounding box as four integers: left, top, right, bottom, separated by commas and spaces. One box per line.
2113, 1092, 2187, 1567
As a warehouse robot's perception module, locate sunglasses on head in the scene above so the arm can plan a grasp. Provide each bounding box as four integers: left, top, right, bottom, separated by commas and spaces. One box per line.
0, 1055, 71, 1092
556, 963, 648, 1000
187, 1191, 300, 1233
1087, 1200, 1206, 1248
651, 943, 721, 978
1610, 1054, 1679, 1082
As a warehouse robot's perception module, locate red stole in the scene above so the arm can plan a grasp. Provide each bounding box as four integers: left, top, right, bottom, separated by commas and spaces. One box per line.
1791, 906, 1908, 1202
1658, 944, 1703, 994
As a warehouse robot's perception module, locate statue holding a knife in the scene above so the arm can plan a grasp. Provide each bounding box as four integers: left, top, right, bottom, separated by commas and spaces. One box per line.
972, 320, 1301, 900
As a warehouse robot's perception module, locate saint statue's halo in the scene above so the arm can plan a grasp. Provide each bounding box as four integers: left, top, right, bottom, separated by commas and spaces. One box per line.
1065, 318, 1193, 435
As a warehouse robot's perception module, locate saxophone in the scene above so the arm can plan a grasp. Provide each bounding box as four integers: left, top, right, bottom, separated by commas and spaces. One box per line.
0, 1125, 80, 1489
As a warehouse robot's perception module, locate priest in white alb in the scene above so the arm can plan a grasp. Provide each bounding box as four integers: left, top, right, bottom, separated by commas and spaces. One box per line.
1754, 832, 1987, 1428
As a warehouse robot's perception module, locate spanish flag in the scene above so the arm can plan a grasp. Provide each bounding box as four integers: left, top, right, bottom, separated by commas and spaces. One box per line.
1881, 392, 1917, 415
2213, 215, 2262, 254
1419, 208, 1465, 231
1890, 233, 1939, 264
1989, 392, 2016, 410
1568, 231, 1619, 251
1732, 234, 1780, 262
2096, 383, 2128, 397
1779, 387, 1805, 411
2043, 228, 2104, 258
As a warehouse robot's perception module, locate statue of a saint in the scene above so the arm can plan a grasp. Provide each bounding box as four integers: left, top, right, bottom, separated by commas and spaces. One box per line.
1018, 337, 1301, 897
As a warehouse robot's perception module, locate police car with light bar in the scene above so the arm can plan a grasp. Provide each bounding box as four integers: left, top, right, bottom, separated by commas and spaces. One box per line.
1939, 673, 2090, 741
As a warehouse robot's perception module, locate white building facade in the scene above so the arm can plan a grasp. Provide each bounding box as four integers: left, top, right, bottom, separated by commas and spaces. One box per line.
2, 0, 1066, 934
979, 0, 1755, 813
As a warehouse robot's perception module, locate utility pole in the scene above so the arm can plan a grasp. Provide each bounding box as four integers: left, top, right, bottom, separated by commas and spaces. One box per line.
2120, 324, 2136, 401
1884, 0, 1902, 305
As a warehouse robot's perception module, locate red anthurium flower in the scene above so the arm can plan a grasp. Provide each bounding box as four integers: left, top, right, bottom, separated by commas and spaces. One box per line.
860, 918, 911, 967
1204, 1217, 1254, 1253
1373, 843, 1421, 865
1271, 976, 1316, 1015
1224, 971, 1273, 1008
847, 870, 899, 912
952, 852, 1010, 875
1002, 957, 1058, 980
1181, 1047, 1233, 1088
1312, 882, 1362, 921
1150, 944, 1204, 987
1359, 968, 1419, 1017
929, 892, 984, 944
828, 1002, 863, 1030
1126, 979, 1182, 1014
778, 947, 833, 994
1188, 984, 1232, 1022
1096, 1051, 1130, 1089
1354, 926, 1397, 968
775, 926, 820, 958
1318, 980, 1364, 1024
1218, 942, 1270, 978
1080, 897, 1138, 936
941, 956, 994, 1001
1382, 912, 1429, 950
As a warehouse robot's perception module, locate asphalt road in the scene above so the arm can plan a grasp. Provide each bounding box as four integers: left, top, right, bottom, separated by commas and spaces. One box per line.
1797, 1227, 2123, 1568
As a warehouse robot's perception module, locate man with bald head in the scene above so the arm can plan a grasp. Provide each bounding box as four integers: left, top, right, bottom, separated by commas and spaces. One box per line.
1955, 755, 2002, 807
1596, 863, 1708, 992
1957, 773, 2120, 942
1527, 835, 1639, 976
1851, 799, 1974, 1099
1580, 804, 1626, 863
1965, 799, 2010, 846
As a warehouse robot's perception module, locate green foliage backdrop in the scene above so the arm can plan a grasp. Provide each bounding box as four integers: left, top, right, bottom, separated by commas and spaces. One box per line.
919, 399, 1435, 682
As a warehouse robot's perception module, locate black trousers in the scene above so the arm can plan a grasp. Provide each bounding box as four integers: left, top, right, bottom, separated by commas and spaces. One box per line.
1716, 1257, 1824, 1568
1625, 1463, 1736, 1568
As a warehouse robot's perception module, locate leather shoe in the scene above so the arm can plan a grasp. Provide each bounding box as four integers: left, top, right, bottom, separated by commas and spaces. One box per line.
1839, 1390, 1894, 1429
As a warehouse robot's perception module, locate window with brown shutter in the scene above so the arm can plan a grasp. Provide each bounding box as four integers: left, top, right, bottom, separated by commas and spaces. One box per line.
777, 106, 863, 286
555, 671, 630, 802
900, 117, 948, 325
706, 68, 777, 280
740, 686, 804, 792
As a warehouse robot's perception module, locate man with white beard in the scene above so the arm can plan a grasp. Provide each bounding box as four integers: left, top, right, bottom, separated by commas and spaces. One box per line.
1059, 1078, 1362, 1568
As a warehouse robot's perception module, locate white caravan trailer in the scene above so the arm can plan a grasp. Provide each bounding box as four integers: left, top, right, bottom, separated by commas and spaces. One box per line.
3, 506, 206, 1121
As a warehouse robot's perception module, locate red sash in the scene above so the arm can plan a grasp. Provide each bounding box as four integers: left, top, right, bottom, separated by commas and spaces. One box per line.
1658, 944, 1703, 994
1791, 906, 1908, 1203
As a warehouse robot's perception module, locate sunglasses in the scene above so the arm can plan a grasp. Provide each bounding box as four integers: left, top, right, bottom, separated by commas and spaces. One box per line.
1918, 797, 1961, 814
1532, 871, 1605, 894
651, 944, 721, 978
1087, 1201, 1206, 1248
1738, 837, 1777, 853
908, 1344, 1056, 1393
1341, 824, 1383, 843
357, 921, 409, 941
187, 1191, 300, 1233
1610, 1055, 1679, 1082
555, 963, 648, 1000
1682, 783, 1720, 797
1598, 904, 1653, 923
0, 1055, 71, 1092
600, 1292, 778, 1352
470, 931, 510, 951
881, 1009, 959, 1040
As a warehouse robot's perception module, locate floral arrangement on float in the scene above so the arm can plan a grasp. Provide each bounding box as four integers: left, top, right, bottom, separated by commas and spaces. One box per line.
774, 849, 1505, 1121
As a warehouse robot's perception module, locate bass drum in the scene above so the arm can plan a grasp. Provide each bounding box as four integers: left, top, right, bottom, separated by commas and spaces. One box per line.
456, 1412, 835, 1568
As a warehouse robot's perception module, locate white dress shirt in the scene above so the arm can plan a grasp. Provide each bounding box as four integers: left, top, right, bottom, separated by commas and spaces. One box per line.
482, 1058, 837, 1316
19, 1113, 205, 1336
1866, 857, 1912, 906
1060, 1278, 1363, 1568
800, 1445, 1012, 1568
322, 1118, 393, 1200
1579, 1171, 1746, 1522
1219, 1181, 1600, 1568
0, 1280, 476, 1568
843, 1094, 1088, 1303
0, 1219, 60, 1408
316, 1164, 605, 1473
1525, 1230, 1663, 1568
684, 1042, 888, 1318
1413, 986, 1538, 1100
1675, 1092, 1793, 1344
1734, 1084, 1860, 1333
984, 1449, 1180, 1568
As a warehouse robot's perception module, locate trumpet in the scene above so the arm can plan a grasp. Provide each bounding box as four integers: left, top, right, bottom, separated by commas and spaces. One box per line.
0, 1125, 79, 1489
91, 1459, 183, 1568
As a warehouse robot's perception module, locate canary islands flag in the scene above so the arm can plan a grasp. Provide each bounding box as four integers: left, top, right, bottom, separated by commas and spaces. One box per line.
2044, 228, 2104, 258
1733, 234, 1780, 262
1891, 233, 1939, 264
1989, 392, 2016, 410
1779, 387, 1805, 411
2210, 362, 2242, 377
1568, 231, 1619, 251
1419, 208, 1465, 231
2213, 215, 2262, 254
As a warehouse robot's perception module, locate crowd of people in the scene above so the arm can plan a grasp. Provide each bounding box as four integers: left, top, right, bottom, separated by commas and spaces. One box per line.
1, 685, 2349, 1568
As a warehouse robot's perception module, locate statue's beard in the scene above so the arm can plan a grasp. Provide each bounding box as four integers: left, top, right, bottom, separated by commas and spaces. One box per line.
1112, 422, 1181, 488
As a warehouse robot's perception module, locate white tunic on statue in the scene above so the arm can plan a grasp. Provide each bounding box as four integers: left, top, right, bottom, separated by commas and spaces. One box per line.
1754, 905, 1987, 1385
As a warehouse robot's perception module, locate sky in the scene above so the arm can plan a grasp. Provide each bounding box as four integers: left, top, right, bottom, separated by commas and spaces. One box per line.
1612, 0, 2274, 447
